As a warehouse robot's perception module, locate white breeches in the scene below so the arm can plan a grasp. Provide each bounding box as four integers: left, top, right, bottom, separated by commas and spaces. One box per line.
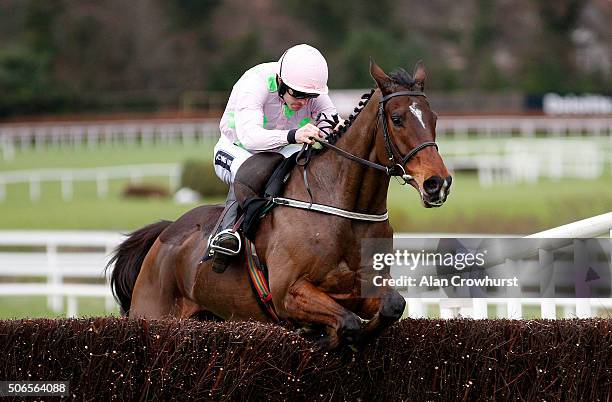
213, 136, 302, 185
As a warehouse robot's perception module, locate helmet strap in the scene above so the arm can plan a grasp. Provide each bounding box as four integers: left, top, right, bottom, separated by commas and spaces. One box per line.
277, 75, 288, 98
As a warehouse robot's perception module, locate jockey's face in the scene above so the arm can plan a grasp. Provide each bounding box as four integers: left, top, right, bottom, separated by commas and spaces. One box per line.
282, 92, 309, 111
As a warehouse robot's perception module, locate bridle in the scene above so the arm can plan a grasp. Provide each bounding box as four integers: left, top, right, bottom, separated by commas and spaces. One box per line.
313, 90, 438, 185
276, 89, 439, 221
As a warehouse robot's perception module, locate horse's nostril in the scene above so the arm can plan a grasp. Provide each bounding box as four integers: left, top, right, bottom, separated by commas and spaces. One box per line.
423, 176, 443, 195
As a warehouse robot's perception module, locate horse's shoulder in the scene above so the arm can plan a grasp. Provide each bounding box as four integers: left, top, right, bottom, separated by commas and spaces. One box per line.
159, 204, 223, 245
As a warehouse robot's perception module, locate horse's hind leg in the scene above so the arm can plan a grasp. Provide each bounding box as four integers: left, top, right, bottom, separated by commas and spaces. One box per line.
130, 241, 178, 318
283, 279, 362, 349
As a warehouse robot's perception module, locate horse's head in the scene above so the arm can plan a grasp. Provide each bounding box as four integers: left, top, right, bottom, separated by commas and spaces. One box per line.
370, 60, 452, 208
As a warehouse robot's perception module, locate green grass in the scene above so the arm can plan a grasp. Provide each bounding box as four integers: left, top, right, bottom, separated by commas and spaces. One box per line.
0, 178, 221, 230
0, 296, 117, 319
0, 140, 216, 172
0, 140, 610, 233
388, 173, 612, 234
0, 141, 222, 230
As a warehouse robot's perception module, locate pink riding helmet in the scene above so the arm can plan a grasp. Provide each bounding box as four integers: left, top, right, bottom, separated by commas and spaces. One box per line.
278, 44, 329, 95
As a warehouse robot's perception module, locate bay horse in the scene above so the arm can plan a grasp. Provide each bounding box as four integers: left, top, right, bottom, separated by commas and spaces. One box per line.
107, 60, 452, 349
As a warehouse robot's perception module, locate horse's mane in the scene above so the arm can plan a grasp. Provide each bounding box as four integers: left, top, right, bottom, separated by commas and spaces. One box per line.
316, 68, 416, 146
316, 89, 375, 145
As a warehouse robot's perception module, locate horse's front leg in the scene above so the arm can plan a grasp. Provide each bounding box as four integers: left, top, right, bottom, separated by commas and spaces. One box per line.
282, 279, 363, 349
359, 288, 406, 341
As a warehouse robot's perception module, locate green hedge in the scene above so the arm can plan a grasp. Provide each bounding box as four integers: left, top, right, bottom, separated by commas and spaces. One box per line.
180, 159, 227, 198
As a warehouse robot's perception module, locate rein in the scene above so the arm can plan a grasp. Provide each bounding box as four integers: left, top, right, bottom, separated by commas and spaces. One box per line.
271, 89, 439, 222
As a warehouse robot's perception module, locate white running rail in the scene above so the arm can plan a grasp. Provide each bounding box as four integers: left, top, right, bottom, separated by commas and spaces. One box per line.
0, 214, 610, 319
0, 231, 123, 317
406, 212, 612, 319
0, 164, 181, 201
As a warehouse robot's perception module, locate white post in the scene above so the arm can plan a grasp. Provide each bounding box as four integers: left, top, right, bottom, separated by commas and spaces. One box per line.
47, 243, 63, 312
161, 127, 170, 144
439, 299, 470, 319
142, 127, 153, 146
407, 298, 425, 318
505, 259, 523, 319
9, 137, 15, 160
459, 303, 473, 318
87, 129, 96, 149
539, 249, 556, 318
35, 134, 44, 151
51, 129, 60, 148
575, 299, 591, 318
1, 136, 15, 160
506, 299, 522, 319
105, 295, 116, 313
478, 161, 493, 187
439, 304, 456, 319
105, 243, 116, 312
19, 132, 29, 152
574, 239, 592, 318
30, 175, 41, 201
471, 299, 488, 319
61, 174, 73, 201
97, 172, 108, 198
66, 295, 78, 318
130, 171, 142, 184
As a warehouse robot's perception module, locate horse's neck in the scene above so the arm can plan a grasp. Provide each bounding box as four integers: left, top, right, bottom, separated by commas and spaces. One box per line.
308, 91, 390, 214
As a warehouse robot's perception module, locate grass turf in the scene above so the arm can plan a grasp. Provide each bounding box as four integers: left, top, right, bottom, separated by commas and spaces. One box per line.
2, 174, 610, 233
1, 140, 611, 233
0, 140, 217, 172
0, 296, 116, 319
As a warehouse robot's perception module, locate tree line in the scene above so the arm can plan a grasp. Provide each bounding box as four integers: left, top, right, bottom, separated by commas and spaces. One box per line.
0, 0, 609, 117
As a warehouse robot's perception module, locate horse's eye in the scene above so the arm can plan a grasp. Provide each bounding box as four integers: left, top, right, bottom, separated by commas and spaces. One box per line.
391, 116, 403, 127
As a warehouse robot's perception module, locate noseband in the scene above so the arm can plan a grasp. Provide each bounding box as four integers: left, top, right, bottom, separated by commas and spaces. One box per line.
314, 90, 438, 185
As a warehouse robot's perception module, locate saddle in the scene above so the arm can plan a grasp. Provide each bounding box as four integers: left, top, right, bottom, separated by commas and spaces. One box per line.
234, 151, 298, 240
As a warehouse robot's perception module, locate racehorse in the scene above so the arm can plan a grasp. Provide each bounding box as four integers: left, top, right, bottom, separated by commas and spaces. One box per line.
107, 60, 451, 349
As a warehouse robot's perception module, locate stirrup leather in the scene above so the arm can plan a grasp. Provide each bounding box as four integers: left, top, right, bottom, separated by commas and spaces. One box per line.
208, 229, 242, 256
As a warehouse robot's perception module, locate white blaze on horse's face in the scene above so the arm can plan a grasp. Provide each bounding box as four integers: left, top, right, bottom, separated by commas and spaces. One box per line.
409, 102, 426, 129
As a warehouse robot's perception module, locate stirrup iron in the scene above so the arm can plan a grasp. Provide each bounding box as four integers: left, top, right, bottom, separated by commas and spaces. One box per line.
208, 229, 242, 256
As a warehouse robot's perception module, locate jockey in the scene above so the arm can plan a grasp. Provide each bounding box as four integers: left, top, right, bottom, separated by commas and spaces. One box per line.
207, 44, 338, 273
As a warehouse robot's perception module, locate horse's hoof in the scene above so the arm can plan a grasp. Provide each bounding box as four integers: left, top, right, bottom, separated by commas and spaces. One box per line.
338, 314, 363, 344
380, 292, 406, 320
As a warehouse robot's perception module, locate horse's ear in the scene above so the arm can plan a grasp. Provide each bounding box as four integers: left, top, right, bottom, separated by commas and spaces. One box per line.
370, 58, 393, 94
413, 60, 426, 92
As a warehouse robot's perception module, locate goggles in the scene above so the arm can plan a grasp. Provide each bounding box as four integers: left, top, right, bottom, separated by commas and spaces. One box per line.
285, 85, 320, 100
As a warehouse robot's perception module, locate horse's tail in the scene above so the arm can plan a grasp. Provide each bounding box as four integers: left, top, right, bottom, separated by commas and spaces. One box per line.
106, 220, 172, 315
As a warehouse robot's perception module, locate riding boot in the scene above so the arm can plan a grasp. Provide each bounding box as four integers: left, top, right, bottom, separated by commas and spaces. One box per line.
208, 185, 241, 273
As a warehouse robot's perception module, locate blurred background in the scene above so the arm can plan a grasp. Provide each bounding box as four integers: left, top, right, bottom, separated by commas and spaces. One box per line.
0, 0, 610, 318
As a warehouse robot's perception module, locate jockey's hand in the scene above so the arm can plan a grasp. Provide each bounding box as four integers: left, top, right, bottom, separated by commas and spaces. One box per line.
295, 123, 325, 145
